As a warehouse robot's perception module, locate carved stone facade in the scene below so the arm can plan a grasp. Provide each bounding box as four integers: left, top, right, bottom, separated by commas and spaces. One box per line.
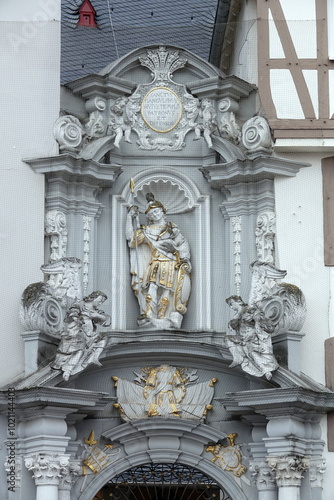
1, 42, 333, 500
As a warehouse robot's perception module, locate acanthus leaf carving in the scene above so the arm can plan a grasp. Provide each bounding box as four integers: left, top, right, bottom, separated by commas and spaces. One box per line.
267, 455, 309, 488
249, 461, 276, 491
24, 453, 69, 486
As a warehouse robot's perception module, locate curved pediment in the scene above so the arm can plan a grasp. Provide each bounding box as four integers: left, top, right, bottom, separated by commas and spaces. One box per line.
98, 43, 226, 83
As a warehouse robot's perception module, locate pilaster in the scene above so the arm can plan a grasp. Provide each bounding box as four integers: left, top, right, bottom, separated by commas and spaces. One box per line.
25, 154, 122, 292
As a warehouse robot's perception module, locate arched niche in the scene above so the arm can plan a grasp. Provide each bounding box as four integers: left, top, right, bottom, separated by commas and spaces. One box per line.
109, 167, 212, 331
76, 419, 249, 500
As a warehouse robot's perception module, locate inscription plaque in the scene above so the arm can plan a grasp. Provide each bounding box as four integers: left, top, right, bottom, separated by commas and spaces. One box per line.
141, 87, 182, 133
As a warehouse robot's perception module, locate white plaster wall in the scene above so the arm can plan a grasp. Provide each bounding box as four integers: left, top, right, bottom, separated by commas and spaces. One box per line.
228, 0, 258, 85
274, 153, 329, 384
0, 0, 60, 384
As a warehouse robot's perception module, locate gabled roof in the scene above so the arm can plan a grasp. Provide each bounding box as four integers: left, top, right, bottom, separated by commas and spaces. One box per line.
61, 0, 220, 84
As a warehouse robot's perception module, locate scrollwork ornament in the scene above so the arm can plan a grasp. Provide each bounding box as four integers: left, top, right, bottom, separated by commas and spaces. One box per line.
241, 116, 272, 157
206, 433, 247, 477
309, 458, 326, 488
45, 210, 68, 263
267, 455, 309, 488
255, 211, 276, 264
53, 115, 84, 151
218, 98, 241, 145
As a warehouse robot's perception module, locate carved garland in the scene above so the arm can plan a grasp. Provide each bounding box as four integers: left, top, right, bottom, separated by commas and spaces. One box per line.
83, 215, 92, 291
231, 216, 241, 295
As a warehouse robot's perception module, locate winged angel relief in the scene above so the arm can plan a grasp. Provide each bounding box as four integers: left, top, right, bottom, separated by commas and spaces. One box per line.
112, 365, 217, 421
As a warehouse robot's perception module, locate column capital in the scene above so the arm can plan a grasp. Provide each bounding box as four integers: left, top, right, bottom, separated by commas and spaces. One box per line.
58, 460, 82, 490
267, 455, 309, 488
249, 460, 276, 491
24, 453, 69, 486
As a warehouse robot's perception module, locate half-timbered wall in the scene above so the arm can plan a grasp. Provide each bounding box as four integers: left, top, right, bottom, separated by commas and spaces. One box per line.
257, 0, 334, 139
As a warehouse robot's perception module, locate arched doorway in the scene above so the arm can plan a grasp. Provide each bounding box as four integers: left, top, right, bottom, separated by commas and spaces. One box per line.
92, 463, 230, 500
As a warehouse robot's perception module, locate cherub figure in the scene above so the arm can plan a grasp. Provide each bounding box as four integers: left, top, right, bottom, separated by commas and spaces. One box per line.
108, 96, 140, 148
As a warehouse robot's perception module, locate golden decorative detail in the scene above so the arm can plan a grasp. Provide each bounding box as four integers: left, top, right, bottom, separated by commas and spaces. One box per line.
129, 178, 135, 195
209, 378, 218, 387
82, 430, 116, 475
227, 433, 236, 447
158, 297, 169, 318
114, 403, 125, 414
203, 404, 213, 416
84, 430, 98, 446
144, 294, 153, 316
206, 433, 247, 477
112, 376, 119, 387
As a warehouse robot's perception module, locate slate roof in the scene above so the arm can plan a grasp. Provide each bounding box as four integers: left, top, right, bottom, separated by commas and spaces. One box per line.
61, 0, 222, 84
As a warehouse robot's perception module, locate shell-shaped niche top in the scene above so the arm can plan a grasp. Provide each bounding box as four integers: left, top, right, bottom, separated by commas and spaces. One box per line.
132, 178, 194, 215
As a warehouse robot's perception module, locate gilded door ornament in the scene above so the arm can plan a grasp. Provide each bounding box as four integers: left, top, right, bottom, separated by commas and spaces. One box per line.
206, 433, 247, 477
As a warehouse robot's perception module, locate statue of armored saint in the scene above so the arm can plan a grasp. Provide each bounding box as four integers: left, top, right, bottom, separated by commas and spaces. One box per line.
126, 193, 191, 329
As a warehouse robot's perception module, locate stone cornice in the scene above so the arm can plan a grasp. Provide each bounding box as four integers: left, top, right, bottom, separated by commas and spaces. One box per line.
188, 75, 256, 100
24, 154, 122, 184
201, 156, 310, 188
221, 387, 334, 417
0, 387, 112, 414
66, 74, 135, 100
